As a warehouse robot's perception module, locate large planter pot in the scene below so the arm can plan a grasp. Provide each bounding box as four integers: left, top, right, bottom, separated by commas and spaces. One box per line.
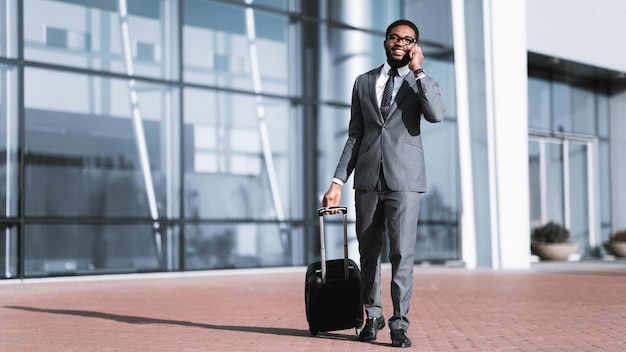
604, 241, 626, 258
531, 242, 579, 261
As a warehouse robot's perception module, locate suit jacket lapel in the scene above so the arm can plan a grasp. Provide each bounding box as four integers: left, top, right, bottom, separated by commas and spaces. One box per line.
369, 66, 383, 122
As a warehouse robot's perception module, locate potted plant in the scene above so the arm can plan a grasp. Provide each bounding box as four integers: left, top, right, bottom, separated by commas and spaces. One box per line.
530, 222, 579, 261
603, 229, 626, 258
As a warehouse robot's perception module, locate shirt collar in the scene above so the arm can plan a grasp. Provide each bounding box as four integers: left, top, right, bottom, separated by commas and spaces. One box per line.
382, 62, 410, 77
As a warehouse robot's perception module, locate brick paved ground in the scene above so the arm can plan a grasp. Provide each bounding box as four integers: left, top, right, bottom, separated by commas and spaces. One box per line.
1, 262, 626, 351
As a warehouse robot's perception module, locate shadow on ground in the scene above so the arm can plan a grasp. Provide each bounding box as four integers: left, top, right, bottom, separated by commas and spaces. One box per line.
5, 305, 317, 338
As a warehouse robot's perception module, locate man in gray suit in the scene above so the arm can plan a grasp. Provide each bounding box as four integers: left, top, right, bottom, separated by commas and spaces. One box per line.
323, 19, 445, 348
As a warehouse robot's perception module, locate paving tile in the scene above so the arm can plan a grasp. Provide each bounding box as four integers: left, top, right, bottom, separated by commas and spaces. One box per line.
1, 263, 626, 351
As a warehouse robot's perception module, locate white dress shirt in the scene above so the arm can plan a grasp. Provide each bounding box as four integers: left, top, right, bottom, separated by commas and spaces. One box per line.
376, 62, 411, 107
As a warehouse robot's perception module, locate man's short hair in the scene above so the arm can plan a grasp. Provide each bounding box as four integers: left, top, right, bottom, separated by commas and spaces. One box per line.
385, 19, 419, 42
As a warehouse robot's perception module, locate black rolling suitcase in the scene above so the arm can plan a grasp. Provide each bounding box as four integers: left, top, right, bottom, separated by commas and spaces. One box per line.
305, 206, 363, 336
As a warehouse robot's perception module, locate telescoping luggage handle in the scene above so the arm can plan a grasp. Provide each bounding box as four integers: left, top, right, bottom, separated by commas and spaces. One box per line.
317, 206, 349, 284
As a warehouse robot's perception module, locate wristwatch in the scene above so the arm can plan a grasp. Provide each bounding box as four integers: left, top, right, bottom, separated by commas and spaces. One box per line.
414, 68, 424, 76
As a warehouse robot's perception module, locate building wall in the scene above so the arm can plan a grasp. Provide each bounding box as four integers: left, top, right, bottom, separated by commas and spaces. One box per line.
526, 0, 626, 243
528, 0, 626, 72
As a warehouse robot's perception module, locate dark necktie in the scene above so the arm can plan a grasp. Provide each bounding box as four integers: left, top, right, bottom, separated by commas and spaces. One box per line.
380, 68, 397, 119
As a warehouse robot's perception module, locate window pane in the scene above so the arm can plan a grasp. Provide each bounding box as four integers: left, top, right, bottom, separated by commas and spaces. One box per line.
528, 77, 551, 131
0, 0, 18, 58
24, 0, 179, 80
0, 223, 18, 278
405, 0, 453, 47
0, 64, 18, 217
568, 142, 589, 255
600, 142, 611, 225
597, 94, 609, 138
552, 82, 568, 132
599, 141, 615, 248
317, 24, 382, 103
415, 223, 459, 262
183, 0, 288, 95
184, 88, 296, 220
317, 105, 350, 189
545, 142, 564, 224
185, 223, 292, 270
421, 120, 459, 224
24, 224, 179, 277
570, 86, 595, 134
322, 0, 401, 30
528, 141, 541, 228
553, 82, 596, 135
24, 67, 180, 218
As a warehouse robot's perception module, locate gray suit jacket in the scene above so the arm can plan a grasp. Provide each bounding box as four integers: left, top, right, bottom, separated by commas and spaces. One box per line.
333, 65, 446, 192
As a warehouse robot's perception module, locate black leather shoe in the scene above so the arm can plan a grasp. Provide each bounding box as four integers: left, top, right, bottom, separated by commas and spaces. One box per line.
391, 329, 412, 348
358, 316, 385, 342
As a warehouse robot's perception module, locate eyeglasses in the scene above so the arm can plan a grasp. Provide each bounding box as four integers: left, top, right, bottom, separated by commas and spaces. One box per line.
386, 34, 416, 45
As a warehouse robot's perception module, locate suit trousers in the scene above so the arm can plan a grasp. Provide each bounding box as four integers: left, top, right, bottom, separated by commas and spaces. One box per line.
355, 175, 420, 330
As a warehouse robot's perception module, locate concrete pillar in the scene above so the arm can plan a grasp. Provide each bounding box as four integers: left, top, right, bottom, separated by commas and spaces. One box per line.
483, 0, 531, 269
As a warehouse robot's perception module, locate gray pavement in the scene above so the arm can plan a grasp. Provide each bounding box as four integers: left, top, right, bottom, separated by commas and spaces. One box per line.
1, 261, 626, 351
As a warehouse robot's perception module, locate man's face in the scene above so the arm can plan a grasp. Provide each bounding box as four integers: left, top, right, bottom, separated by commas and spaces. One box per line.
384, 24, 417, 68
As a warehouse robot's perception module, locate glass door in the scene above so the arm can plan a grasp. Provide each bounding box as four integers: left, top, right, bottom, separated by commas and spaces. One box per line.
529, 135, 598, 258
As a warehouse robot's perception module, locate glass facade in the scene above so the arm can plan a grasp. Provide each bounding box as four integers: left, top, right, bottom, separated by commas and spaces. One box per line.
0, 0, 17, 58
528, 70, 612, 257
0, 0, 458, 279
24, 67, 181, 219
24, 0, 179, 80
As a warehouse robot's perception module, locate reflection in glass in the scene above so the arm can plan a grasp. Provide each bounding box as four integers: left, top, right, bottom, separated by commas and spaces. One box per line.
317, 23, 381, 103
528, 77, 551, 131
0, 223, 17, 278
570, 87, 595, 135
24, 224, 179, 277
568, 142, 589, 255
1, 64, 18, 278
600, 142, 611, 241
528, 138, 596, 258
0, 0, 18, 58
553, 82, 596, 135
184, 223, 291, 270
419, 120, 459, 261
184, 88, 294, 220
546, 142, 564, 225
24, 67, 180, 218
528, 141, 541, 228
405, 0, 453, 46
326, 0, 401, 31
183, 0, 288, 94
597, 94, 609, 138
1, 64, 18, 217
422, 120, 459, 221
415, 224, 459, 262
3, 0, 463, 280
23, 0, 179, 80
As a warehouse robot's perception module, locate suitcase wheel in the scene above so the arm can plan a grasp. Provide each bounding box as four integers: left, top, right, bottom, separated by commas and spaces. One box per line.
310, 329, 318, 336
